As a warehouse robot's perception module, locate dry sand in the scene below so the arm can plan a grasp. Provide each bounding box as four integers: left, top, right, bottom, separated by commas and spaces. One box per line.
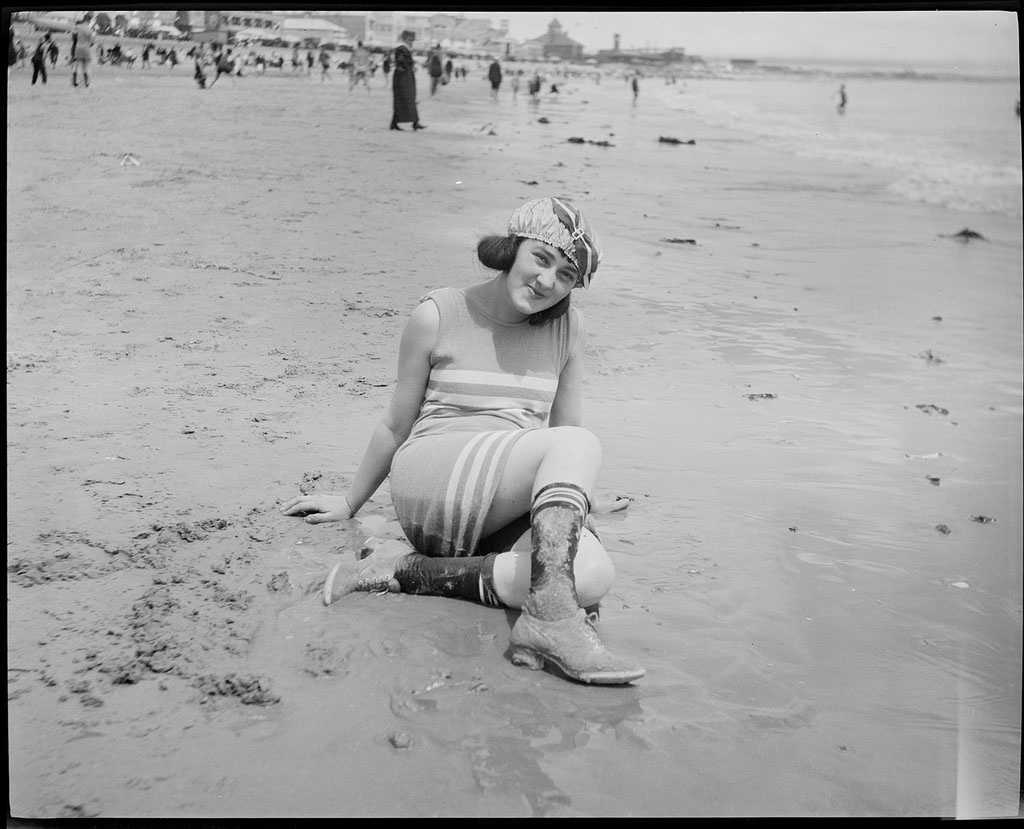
7, 59, 1022, 817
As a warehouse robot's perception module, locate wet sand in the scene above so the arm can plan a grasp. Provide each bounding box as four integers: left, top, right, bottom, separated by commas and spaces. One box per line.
7, 60, 1022, 817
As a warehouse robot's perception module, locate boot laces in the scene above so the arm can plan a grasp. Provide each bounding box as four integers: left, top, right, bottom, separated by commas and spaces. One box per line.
352, 542, 402, 594
355, 577, 392, 594
576, 609, 606, 648
353, 569, 396, 594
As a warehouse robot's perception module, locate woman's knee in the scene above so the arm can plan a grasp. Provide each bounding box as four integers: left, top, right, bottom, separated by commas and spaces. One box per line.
490, 527, 615, 609
485, 426, 603, 534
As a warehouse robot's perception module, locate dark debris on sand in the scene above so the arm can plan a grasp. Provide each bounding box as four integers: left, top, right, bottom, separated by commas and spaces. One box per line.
194, 672, 280, 705
567, 137, 614, 147
940, 228, 987, 243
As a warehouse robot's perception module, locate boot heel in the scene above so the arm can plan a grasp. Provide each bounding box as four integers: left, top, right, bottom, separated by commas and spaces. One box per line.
509, 647, 544, 670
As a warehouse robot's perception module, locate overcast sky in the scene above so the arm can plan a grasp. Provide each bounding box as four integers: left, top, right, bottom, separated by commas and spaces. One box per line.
457, 10, 1019, 71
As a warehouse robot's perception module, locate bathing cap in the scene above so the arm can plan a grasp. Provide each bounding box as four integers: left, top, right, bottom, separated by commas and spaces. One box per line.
506, 196, 601, 287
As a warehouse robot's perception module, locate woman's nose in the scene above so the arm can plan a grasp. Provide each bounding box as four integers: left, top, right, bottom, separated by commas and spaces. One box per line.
536, 267, 557, 289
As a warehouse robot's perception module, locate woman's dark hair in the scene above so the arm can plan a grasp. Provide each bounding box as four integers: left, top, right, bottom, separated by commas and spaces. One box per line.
476, 234, 572, 326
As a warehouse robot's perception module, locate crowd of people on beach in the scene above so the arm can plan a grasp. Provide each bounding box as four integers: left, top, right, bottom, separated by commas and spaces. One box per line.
9, 16, 617, 107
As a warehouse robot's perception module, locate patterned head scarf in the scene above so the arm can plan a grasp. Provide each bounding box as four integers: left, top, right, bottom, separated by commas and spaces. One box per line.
506, 196, 601, 288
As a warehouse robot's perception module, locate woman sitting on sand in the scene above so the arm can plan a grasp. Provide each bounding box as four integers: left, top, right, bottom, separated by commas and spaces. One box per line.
282, 196, 644, 686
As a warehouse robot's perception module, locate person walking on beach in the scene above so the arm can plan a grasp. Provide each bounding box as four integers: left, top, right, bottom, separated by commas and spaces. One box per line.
631, 73, 639, 105
30, 34, 49, 85
837, 84, 847, 114
69, 17, 93, 88
389, 30, 424, 131
427, 43, 444, 96
141, 42, 152, 69
488, 58, 503, 101
212, 48, 237, 85
193, 45, 210, 89
282, 195, 644, 686
46, 37, 58, 67
444, 56, 453, 85
350, 40, 370, 92
318, 45, 331, 82
528, 71, 542, 102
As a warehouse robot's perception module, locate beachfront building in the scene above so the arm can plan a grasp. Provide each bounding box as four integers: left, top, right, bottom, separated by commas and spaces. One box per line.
508, 39, 545, 61
361, 11, 424, 48
444, 16, 510, 56
276, 16, 353, 46
313, 11, 508, 55
217, 11, 280, 38
314, 12, 367, 43
594, 33, 688, 66
524, 19, 584, 62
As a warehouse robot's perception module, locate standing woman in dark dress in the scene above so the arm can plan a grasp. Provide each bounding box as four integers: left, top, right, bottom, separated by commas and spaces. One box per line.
390, 30, 424, 131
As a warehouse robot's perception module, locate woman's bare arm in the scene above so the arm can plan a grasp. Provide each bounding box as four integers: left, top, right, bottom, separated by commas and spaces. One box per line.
281, 300, 438, 523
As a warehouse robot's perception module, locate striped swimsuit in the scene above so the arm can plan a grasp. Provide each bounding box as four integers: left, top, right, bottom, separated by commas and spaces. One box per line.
389, 286, 582, 557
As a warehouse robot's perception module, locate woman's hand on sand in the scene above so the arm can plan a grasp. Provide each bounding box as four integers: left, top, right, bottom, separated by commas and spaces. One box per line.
280, 493, 352, 524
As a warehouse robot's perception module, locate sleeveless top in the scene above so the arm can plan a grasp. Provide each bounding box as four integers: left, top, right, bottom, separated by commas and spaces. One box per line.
405, 286, 583, 441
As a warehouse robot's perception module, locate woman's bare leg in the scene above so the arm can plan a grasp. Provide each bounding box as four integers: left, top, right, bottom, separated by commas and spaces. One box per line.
481, 425, 602, 538
484, 426, 644, 683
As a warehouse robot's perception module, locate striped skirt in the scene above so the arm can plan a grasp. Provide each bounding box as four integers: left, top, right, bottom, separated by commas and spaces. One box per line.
390, 428, 532, 558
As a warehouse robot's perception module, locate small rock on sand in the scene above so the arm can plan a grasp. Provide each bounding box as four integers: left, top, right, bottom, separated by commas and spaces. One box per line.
389, 731, 413, 749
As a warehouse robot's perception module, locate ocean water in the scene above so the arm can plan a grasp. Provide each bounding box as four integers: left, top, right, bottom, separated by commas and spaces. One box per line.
647, 69, 1022, 218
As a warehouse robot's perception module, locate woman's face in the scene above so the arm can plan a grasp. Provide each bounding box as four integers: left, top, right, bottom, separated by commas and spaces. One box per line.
504, 239, 577, 317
